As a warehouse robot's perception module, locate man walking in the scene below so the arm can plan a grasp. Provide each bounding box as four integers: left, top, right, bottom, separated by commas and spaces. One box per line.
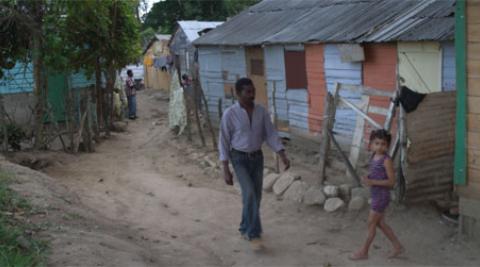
219, 78, 290, 251
125, 69, 137, 120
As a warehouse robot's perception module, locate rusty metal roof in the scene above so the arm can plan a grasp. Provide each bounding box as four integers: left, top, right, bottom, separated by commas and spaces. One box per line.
194, 0, 455, 46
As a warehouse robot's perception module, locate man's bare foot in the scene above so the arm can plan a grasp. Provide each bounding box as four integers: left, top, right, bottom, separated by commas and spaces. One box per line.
349, 251, 368, 261
250, 238, 265, 252
388, 246, 405, 259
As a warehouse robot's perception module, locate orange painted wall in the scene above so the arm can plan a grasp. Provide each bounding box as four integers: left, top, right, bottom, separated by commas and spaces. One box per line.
363, 43, 398, 142
305, 44, 327, 134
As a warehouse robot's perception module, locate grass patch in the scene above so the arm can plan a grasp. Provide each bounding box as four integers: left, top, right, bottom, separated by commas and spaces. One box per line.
0, 171, 47, 267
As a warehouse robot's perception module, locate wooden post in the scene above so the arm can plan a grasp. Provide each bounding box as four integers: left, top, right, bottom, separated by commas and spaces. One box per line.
177, 64, 192, 142
318, 82, 340, 184
193, 68, 206, 147
347, 95, 369, 180
328, 130, 360, 186
199, 85, 217, 150
271, 81, 280, 173
396, 104, 407, 201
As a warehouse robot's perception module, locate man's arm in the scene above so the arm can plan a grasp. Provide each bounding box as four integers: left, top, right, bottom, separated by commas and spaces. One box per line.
219, 111, 234, 185
263, 110, 290, 170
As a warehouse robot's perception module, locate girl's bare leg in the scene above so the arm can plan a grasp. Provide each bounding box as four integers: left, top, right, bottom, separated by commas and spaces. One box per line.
378, 214, 404, 258
350, 211, 383, 260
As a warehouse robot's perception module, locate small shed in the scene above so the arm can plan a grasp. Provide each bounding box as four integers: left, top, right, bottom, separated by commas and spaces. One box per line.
143, 34, 172, 91
0, 62, 95, 125
169, 20, 223, 77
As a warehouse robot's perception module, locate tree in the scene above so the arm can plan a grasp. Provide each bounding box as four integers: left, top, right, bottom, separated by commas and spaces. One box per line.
142, 0, 260, 34
62, 0, 141, 133
1, 0, 141, 149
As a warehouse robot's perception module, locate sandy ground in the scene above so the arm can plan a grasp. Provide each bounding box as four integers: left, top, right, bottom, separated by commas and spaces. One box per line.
2, 88, 480, 267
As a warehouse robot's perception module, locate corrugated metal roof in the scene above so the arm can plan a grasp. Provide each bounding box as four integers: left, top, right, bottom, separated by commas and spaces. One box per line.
194, 0, 455, 46
155, 34, 171, 41
177, 20, 224, 42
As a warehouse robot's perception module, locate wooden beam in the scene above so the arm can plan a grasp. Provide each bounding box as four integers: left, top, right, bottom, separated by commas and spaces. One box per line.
328, 130, 360, 186
339, 97, 383, 129
347, 95, 369, 180
339, 84, 395, 98
318, 82, 340, 184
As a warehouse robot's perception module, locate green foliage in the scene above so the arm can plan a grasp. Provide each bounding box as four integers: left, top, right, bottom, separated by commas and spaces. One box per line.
0, 0, 37, 79
140, 27, 157, 49
142, 0, 260, 34
0, 123, 27, 151
0, 173, 47, 267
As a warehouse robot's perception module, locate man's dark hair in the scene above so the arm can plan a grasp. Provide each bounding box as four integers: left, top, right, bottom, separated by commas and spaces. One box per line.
127, 69, 133, 76
369, 129, 392, 146
235, 77, 254, 95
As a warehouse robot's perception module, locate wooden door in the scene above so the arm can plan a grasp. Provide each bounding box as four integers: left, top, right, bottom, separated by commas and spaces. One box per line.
245, 46, 268, 109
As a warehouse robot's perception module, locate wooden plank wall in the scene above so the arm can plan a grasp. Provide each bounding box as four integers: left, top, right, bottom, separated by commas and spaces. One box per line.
404, 92, 456, 203
465, 0, 480, 198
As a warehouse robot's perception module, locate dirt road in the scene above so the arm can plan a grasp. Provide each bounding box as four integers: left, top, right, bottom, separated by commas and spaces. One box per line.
4, 89, 480, 266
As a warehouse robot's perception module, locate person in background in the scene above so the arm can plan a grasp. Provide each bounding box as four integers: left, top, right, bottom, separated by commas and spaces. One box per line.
350, 129, 404, 260
218, 77, 290, 251
125, 69, 137, 120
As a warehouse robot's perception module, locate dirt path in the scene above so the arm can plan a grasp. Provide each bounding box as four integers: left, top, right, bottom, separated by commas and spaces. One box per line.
5, 89, 480, 266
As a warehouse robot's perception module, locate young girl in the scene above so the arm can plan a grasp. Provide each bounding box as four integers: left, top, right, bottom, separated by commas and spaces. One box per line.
350, 129, 404, 260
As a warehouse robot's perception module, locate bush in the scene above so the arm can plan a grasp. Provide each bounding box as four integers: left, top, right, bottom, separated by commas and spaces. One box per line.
0, 123, 27, 151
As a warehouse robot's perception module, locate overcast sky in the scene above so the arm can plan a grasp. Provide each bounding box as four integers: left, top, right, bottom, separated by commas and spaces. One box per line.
141, 0, 162, 17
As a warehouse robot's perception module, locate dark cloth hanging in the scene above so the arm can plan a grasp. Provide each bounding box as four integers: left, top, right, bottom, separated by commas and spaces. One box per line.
395, 86, 426, 113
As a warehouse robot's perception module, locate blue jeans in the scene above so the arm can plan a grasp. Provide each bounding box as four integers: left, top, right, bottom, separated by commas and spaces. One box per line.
230, 150, 264, 239
127, 95, 136, 118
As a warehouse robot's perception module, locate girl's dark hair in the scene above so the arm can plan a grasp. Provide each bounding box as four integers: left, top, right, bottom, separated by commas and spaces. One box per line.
235, 77, 254, 95
127, 69, 133, 76
369, 129, 392, 145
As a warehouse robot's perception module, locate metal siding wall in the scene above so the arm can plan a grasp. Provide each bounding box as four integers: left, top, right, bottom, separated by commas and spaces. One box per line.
287, 89, 309, 133
0, 62, 34, 94
71, 71, 95, 89
305, 44, 326, 134
221, 47, 247, 111
324, 44, 362, 141
398, 42, 442, 93
198, 46, 223, 123
441, 41, 456, 91
264, 46, 289, 130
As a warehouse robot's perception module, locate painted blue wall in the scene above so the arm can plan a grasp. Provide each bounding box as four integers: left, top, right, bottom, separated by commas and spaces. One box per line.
0, 62, 34, 94
1, 62, 95, 95
441, 42, 456, 91
324, 44, 362, 142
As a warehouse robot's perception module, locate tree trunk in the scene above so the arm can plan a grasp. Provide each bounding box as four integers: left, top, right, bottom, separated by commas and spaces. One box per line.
94, 57, 102, 138
95, 57, 103, 132
0, 95, 8, 152
32, 31, 46, 150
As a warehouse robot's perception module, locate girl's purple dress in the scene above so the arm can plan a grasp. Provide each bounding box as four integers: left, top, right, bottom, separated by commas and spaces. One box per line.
368, 154, 391, 213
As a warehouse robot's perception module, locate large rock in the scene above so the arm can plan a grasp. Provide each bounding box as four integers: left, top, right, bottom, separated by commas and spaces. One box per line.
263, 173, 280, 192
348, 196, 366, 211
283, 181, 308, 203
351, 187, 370, 199
339, 184, 354, 201
324, 198, 345, 212
323, 185, 339, 198
303, 186, 326, 206
273, 172, 301, 196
